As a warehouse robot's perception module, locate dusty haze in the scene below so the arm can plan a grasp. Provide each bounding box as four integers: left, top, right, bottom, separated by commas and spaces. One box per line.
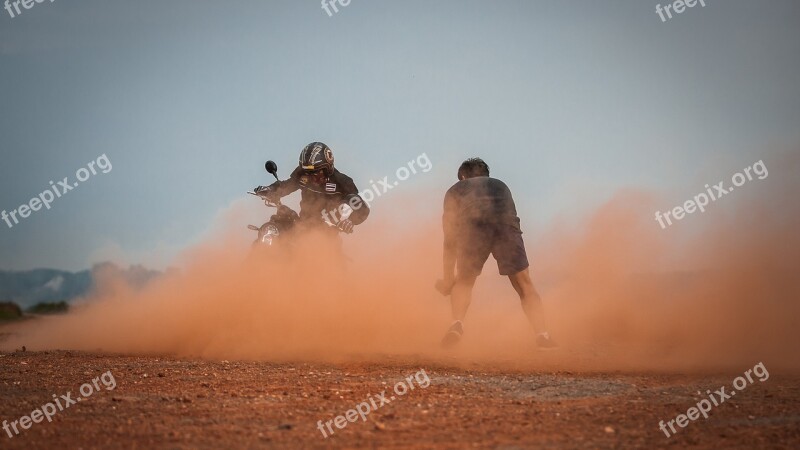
5, 149, 799, 373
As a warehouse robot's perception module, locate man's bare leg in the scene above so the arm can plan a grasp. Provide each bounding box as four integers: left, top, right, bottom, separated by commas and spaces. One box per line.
451, 274, 477, 321
508, 268, 554, 346
442, 274, 477, 347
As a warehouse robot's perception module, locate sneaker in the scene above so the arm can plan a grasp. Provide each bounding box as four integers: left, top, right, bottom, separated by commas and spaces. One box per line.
536, 332, 557, 349
441, 321, 464, 348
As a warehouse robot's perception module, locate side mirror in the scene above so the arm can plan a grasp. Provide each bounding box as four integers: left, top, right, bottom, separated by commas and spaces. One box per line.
265, 161, 279, 180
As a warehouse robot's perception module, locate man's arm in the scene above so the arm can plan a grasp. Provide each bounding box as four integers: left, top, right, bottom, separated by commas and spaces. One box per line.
442, 189, 458, 284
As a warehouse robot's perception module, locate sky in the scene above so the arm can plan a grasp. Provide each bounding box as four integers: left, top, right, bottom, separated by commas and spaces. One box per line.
0, 0, 798, 271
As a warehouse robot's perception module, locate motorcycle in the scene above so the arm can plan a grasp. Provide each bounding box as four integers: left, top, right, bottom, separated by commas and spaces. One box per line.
247, 160, 351, 248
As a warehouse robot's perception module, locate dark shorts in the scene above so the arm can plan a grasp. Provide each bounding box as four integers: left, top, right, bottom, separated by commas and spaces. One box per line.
456, 223, 529, 278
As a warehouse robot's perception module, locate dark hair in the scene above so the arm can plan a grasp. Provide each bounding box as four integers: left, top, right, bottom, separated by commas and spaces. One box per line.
457, 158, 490, 180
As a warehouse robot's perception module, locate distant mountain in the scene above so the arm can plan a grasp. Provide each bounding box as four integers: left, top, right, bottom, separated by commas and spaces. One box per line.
0, 263, 163, 309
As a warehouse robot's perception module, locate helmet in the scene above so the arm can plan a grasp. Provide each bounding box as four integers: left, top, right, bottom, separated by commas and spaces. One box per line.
299, 142, 334, 177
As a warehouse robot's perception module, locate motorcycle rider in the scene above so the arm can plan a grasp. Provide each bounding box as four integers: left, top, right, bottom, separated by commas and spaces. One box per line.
254, 142, 369, 233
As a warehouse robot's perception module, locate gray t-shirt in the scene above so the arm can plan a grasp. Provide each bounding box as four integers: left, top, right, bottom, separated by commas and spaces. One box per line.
443, 177, 522, 245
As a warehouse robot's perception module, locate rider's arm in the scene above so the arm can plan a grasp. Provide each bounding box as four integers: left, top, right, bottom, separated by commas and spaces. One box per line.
271, 167, 302, 197
338, 176, 370, 225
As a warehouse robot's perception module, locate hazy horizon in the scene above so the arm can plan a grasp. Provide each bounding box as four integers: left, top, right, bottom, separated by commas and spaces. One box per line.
1, 0, 798, 271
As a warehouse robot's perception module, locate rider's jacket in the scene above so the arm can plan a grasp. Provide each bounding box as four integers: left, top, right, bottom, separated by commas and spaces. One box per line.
269, 167, 370, 227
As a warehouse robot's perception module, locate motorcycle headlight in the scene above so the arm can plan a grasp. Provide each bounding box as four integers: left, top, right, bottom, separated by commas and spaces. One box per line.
261, 224, 280, 245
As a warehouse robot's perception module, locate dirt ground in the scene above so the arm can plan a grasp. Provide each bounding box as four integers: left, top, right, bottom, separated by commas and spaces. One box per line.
1, 348, 798, 449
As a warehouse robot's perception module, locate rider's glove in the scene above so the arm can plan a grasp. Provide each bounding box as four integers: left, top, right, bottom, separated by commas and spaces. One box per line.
255, 185, 280, 203
337, 219, 354, 234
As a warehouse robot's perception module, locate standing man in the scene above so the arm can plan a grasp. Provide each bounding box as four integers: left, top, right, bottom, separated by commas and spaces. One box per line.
437, 158, 555, 348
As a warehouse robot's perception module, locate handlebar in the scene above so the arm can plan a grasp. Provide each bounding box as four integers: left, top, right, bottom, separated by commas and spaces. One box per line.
248, 185, 354, 233
248, 189, 281, 207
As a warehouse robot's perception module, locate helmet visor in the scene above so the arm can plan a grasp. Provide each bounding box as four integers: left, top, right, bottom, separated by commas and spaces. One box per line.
302, 167, 328, 184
